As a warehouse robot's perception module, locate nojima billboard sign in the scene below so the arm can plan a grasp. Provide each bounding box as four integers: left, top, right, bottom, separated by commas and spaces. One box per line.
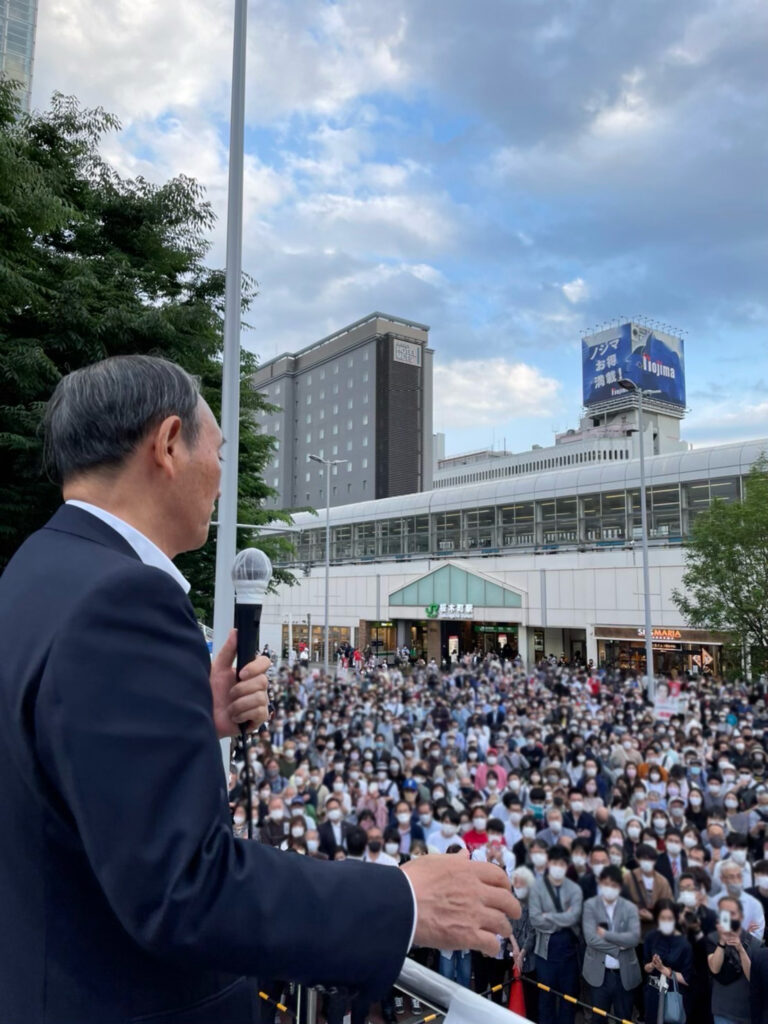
582, 322, 686, 408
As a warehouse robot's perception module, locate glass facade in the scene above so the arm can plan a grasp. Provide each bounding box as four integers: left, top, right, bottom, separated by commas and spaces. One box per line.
1, 0, 38, 111
281, 475, 744, 567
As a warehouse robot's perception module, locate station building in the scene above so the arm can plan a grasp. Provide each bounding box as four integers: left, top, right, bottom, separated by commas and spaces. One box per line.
259, 437, 764, 674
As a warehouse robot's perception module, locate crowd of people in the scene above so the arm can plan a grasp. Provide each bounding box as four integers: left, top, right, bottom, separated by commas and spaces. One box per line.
229, 651, 768, 1024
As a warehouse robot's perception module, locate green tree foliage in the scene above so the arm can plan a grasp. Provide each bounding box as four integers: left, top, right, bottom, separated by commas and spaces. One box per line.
0, 81, 295, 620
673, 457, 768, 674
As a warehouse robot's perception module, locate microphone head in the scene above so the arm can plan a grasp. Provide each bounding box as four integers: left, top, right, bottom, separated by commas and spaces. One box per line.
232, 547, 273, 603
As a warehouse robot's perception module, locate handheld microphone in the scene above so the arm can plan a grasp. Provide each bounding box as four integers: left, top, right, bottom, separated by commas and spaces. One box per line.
232, 548, 273, 839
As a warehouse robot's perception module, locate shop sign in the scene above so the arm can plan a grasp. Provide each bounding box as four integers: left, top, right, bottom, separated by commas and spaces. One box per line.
425, 603, 474, 620
475, 624, 518, 634
638, 627, 682, 641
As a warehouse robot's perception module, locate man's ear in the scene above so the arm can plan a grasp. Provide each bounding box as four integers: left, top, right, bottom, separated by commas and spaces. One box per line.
152, 415, 184, 476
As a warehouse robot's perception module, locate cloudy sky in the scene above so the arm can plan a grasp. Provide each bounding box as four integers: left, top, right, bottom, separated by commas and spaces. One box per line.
34, 0, 767, 456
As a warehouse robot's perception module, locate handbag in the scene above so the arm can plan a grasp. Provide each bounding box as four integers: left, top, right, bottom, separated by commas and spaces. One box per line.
663, 974, 685, 1024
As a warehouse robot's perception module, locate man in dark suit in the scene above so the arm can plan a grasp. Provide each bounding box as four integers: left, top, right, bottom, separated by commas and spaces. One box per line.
318, 797, 354, 857
0, 356, 518, 1024
655, 829, 688, 891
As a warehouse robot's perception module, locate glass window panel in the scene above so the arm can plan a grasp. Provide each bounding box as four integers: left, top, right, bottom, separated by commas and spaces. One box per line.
711, 477, 739, 502
434, 511, 460, 552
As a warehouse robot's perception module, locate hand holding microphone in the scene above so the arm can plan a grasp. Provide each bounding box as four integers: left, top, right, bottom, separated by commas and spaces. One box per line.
210, 548, 274, 740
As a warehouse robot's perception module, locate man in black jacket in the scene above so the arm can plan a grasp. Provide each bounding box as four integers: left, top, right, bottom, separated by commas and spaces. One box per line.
0, 356, 518, 1024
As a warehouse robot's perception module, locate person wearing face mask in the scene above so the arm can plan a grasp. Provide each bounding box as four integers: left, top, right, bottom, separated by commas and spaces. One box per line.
472, 819, 515, 881
622, 817, 644, 870
713, 835, 754, 889
280, 814, 308, 852
710, 863, 765, 941
538, 808, 576, 848
687, 787, 709, 830
704, 774, 727, 816
231, 802, 248, 840
259, 797, 290, 847
707, 895, 758, 1024
462, 807, 491, 855
563, 788, 598, 847
509, 866, 538, 1023
318, 797, 352, 857
627, 843, 673, 936
473, 747, 508, 791
643, 899, 693, 1024
429, 809, 468, 854
746, 859, 768, 924
582, 865, 642, 1021
364, 827, 400, 868
304, 828, 327, 860
529, 846, 583, 1024
512, 815, 540, 868
655, 829, 688, 892
391, 799, 425, 855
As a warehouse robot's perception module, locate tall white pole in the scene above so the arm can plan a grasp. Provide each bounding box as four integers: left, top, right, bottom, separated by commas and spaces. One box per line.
213, 0, 248, 770
637, 389, 655, 699
324, 460, 331, 677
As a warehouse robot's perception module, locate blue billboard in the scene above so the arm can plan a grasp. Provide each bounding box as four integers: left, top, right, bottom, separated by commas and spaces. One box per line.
582, 322, 686, 408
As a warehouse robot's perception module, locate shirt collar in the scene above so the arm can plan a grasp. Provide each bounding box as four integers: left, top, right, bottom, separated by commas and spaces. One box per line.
66, 500, 191, 594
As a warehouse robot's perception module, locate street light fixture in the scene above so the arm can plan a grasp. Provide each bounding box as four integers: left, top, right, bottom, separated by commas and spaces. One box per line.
308, 453, 349, 676
618, 378, 660, 697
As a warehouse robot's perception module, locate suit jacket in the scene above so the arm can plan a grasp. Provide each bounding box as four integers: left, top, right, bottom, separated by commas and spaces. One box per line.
318, 819, 353, 857
624, 869, 673, 935
750, 946, 768, 1024
582, 895, 642, 991
528, 876, 583, 959
0, 506, 414, 1024
655, 850, 688, 891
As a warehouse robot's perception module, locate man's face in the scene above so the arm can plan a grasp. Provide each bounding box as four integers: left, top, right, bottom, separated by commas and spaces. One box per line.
172, 398, 223, 552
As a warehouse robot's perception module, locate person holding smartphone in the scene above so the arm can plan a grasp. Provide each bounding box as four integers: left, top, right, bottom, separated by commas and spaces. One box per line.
643, 899, 692, 1024
707, 896, 758, 1024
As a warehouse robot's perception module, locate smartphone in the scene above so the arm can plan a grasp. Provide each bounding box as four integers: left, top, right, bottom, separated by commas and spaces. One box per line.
719, 909, 732, 931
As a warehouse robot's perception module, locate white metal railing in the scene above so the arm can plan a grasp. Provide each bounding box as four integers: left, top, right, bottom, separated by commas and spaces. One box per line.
395, 959, 534, 1024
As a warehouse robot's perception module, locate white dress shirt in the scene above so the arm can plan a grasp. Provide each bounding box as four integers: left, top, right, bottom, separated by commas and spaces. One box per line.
601, 898, 620, 969
66, 500, 190, 593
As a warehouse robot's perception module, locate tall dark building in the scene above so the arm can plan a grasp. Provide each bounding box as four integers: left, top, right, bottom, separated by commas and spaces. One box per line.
254, 313, 433, 509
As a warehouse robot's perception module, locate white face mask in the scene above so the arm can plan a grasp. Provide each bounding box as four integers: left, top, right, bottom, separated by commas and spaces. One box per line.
627, 826, 641, 840
572, 854, 587, 868
328, 809, 342, 822
639, 859, 655, 874
592, 863, 606, 878
531, 851, 548, 868
385, 842, 400, 856
419, 814, 433, 827
306, 839, 319, 853
731, 849, 748, 865
269, 809, 284, 822
683, 835, 697, 849
599, 885, 620, 903
397, 812, 411, 825
658, 919, 675, 936
513, 885, 528, 899
756, 875, 768, 890
473, 818, 488, 832
548, 865, 566, 882
571, 802, 584, 815
441, 823, 458, 837
234, 814, 245, 826
522, 825, 537, 839
291, 825, 304, 838
678, 890, 697, 907
666, 842, 682, 857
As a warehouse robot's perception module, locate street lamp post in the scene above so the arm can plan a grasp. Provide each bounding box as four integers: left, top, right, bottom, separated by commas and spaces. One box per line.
618, 379, 660, 698
308, 454, 348, 676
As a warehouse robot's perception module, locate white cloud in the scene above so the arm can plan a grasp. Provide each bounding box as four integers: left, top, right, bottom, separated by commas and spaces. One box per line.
433, 359, 561, 429
561, 277, 589, 304
685, 399, 768, 446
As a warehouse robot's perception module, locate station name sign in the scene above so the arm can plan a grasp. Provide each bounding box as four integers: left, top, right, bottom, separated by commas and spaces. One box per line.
425, 603, 474, 620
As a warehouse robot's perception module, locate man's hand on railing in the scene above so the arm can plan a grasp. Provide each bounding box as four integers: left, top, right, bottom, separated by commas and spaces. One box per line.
402, 857, 520, 958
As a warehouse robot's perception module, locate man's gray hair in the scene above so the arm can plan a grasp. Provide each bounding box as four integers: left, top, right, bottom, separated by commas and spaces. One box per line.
43, 355, 201, 484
